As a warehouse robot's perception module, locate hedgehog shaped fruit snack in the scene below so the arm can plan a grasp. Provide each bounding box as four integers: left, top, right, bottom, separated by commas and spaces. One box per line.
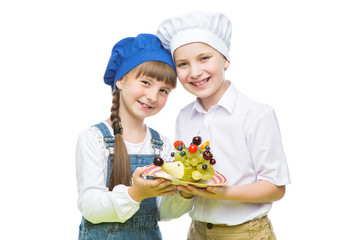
153, 135, 216, 182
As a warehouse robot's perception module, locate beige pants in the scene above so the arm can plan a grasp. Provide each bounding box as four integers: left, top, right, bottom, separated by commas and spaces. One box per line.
187, 216, 276, 240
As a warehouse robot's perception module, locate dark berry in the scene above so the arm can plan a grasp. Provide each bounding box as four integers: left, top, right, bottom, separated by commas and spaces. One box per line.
177, 146, 183, 151
171, 152, 175, 157
202, 164, 208, 170
180, 151, 186, 156
209, 158, 216, 165
192, 136, 202, 145
153, 156, 164, 166
205, 145, 210, 150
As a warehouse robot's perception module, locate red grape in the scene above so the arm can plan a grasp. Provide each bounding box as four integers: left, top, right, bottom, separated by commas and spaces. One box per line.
192, 136, 202, 145
203, 150, 213, 160
153, 156, 164, 166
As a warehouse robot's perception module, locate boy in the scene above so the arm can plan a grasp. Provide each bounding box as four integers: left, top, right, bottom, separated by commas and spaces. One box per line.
157, 12, 290, 239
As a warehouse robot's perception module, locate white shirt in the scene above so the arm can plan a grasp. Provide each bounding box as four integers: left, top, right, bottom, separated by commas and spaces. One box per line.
173, 81, 291, 225
76, 121, 193, 223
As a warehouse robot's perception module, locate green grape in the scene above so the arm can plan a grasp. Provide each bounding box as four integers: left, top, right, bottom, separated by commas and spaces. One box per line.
174, 152, 182, 161
190, 157, 199, 166
189, 150, 200, 159
192, 170, 201, 180
184, 159, 191, 167
199, 154, 205, 163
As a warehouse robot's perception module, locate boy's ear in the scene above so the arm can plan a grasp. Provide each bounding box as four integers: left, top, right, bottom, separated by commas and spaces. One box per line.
115, 79, 123, 90
224, 59, 230, 70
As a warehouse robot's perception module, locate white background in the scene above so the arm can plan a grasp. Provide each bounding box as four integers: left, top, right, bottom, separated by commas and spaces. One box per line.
1, 0, 359, 239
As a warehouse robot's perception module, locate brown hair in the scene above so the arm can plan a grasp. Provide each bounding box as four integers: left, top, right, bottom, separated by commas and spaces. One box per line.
108, 61, 176, 190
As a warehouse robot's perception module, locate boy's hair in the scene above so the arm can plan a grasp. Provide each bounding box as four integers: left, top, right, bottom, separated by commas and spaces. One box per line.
108, 61, 176, 190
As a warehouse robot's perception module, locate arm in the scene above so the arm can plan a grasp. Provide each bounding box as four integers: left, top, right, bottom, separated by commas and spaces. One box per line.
76, 129, 139, 223
177, 180, 285, 203
157, 190, 195, 221
177, 108, 289, 202
76, 129, 174, 223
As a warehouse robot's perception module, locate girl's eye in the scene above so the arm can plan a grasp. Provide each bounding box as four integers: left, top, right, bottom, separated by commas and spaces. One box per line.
160, 89, 169, 95
141, 80, 150, 85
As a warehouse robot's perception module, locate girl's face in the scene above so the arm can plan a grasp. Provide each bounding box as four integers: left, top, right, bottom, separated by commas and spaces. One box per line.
174, 42, 230, 110
116, 76, 172, 121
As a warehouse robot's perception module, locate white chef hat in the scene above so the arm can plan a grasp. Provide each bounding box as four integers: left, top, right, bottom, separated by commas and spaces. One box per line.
157, 11, 232, 61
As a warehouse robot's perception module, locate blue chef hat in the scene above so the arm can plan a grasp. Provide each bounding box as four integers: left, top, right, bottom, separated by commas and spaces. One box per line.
104, 33, 176, 92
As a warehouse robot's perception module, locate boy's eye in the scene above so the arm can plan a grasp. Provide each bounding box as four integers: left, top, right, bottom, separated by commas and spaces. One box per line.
177, 62, 187, 67
141, 80, 150, 85
201, 56, 209, 61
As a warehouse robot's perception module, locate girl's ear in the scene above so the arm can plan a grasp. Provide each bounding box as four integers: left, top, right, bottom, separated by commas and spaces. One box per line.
115, 79, 123, 90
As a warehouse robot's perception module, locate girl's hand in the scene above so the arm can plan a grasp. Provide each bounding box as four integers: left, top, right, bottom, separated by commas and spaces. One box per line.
128, 166, 176, 202
176, 185, 226, 200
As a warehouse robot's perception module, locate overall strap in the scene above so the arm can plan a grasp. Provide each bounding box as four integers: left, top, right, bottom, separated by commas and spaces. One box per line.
93, 122, 114, 148
149, 128, 163, 157
93, 122, 114, 187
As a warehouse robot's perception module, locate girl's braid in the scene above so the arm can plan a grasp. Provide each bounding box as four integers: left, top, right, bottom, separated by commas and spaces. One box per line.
109, 87, 131, 189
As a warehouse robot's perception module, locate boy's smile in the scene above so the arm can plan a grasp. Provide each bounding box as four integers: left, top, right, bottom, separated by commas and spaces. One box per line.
174, 42, 230, 110
191, 77, 210, 88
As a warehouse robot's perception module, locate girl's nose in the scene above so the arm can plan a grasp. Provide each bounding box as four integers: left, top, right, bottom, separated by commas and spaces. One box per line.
146, 88, 158, 102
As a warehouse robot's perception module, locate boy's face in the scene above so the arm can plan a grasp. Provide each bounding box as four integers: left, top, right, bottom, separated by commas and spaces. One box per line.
173, 42, 230, 108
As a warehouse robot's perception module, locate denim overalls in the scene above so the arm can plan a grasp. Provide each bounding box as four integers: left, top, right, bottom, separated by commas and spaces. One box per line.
78, 122, 163, 240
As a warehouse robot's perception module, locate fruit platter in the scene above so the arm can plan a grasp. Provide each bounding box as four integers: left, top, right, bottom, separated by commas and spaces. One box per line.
143, 164, 228, 188
143, 135, 228, 188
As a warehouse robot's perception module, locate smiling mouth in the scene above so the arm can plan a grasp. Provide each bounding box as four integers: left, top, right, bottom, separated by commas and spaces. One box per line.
137, 100, 153, 109
191, 77, 210, 87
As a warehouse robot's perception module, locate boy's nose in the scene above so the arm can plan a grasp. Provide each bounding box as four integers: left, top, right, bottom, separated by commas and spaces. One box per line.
190, 64, 202, 79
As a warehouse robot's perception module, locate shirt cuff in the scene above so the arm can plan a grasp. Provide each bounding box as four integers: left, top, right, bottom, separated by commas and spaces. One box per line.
113, 185, 140, 205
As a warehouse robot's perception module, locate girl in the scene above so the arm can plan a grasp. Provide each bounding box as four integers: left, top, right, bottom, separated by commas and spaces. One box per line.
76, 34, 180, 239
157, 12, 291, 239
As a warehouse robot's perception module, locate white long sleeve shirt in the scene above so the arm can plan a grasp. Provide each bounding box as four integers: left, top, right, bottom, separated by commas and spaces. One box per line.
75, 121, 193, 224
171, 81, 291, 225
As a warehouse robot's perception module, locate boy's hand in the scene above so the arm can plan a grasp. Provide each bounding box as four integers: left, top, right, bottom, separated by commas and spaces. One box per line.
177, 185, 226, 199
178, 181, 286, 202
